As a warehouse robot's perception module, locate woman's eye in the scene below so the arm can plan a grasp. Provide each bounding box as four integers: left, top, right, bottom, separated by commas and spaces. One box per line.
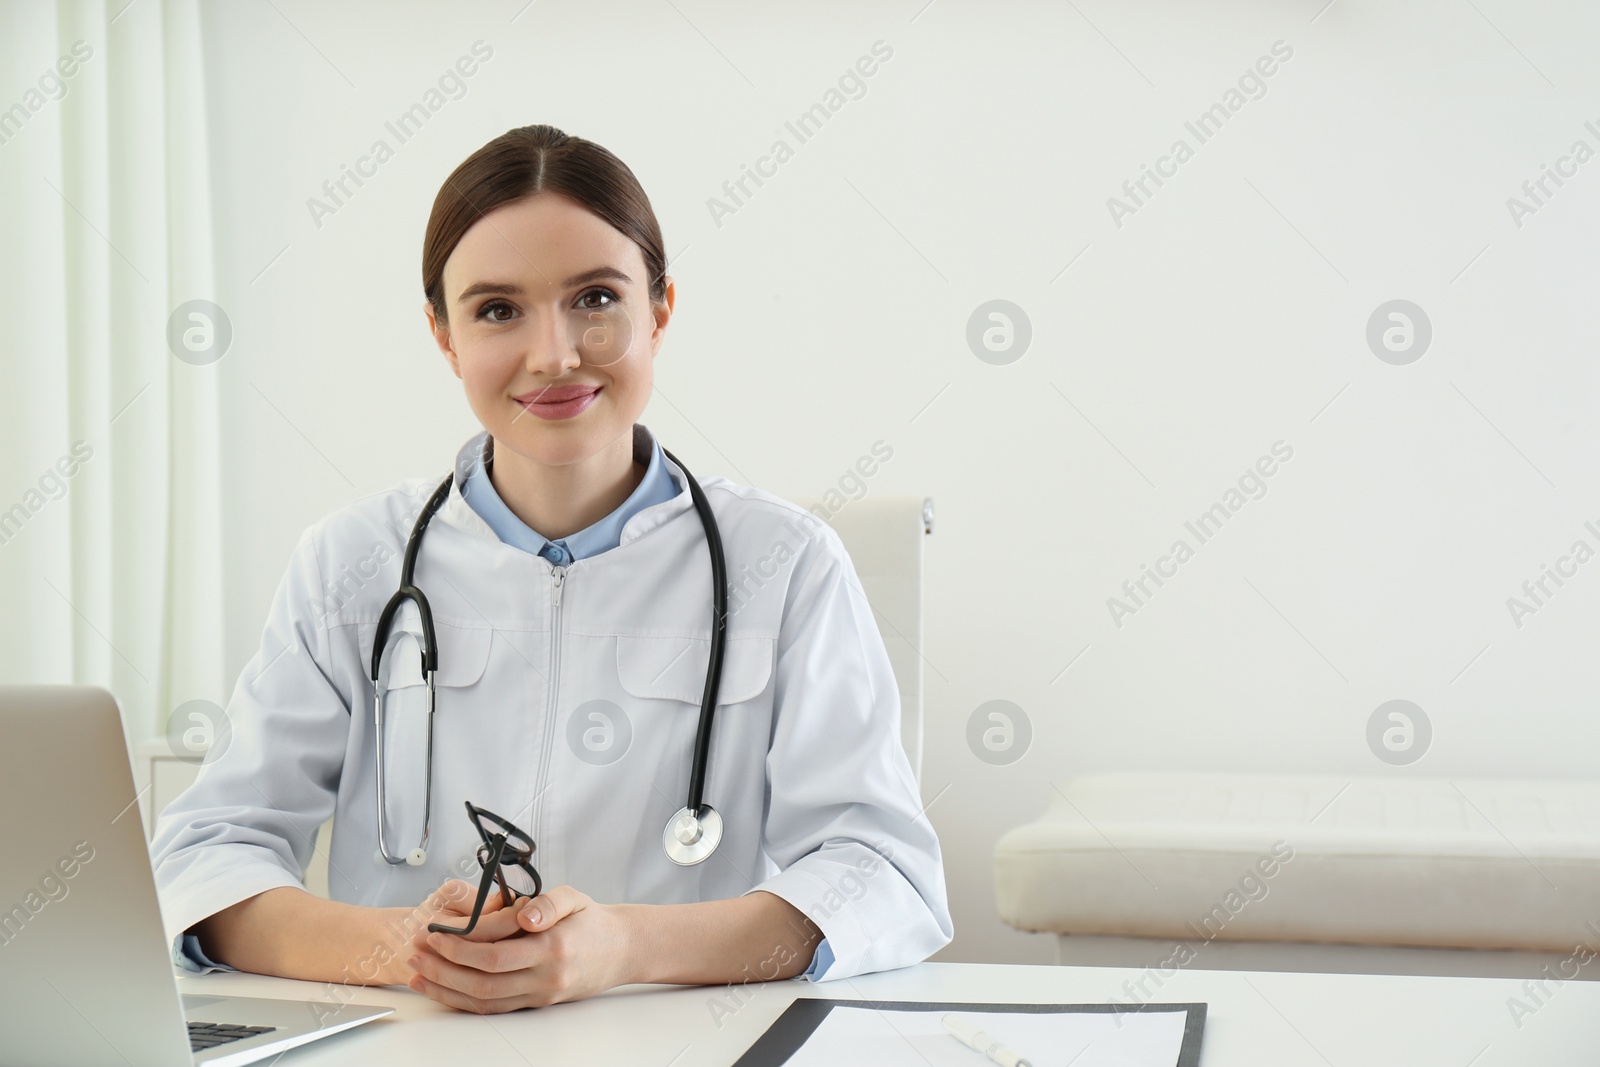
476, 300, 517, 323
577, 288, 618, 311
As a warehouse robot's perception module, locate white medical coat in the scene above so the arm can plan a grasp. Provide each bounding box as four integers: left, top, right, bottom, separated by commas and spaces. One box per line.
150, 431, 953, 982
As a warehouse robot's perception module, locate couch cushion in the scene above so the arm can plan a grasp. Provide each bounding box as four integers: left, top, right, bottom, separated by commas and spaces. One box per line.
995, 772, 1600, 951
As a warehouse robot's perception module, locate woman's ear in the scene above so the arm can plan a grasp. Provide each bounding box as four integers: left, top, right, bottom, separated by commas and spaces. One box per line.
424, 301, 463, 379
649, 276, 675, 356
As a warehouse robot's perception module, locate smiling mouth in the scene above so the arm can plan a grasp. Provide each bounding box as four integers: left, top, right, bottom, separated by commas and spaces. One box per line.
513, 385, 602, 421
515, 384, 600, 405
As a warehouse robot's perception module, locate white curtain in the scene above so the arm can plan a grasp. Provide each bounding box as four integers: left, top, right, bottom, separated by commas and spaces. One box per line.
0, 0, 224, 742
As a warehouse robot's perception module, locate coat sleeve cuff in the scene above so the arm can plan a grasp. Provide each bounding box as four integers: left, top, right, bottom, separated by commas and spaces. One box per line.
743, 865, 869, 983
154, 849, 308, 966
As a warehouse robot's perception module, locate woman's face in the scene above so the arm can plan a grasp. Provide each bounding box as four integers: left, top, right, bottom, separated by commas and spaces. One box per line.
428, 192, 672, 468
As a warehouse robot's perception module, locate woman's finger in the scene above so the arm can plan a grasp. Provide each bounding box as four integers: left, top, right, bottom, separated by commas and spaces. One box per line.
427, 879, 482, 913
431, 879, 509, 918
407, 973, 528, 1015
424, 926, 544, 973
451, 902, 527, 942
516, 885, 590, 932
408, 943, 543, 1002
411, 895, 523, 955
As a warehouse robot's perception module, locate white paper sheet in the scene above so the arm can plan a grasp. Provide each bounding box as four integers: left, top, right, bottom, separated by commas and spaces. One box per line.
778, 1006, 1191, 1067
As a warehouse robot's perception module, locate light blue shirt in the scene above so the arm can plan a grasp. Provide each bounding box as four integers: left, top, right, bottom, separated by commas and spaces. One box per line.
460, 428, 680, 565
179, 424, 833, 980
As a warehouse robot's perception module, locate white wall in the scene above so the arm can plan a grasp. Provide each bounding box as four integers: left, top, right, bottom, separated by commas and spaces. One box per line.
179, 0, 1600, 967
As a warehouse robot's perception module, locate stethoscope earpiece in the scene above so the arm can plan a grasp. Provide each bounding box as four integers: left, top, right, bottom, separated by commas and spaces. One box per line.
372, 847, 430, 866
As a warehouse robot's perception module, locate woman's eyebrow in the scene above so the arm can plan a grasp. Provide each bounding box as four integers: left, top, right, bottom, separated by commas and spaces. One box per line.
562, 265, 632, 287
456, 266, 632, 304
457, 281, 522, 302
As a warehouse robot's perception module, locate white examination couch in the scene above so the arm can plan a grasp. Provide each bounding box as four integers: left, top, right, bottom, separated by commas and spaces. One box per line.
996, 771, 1600, 980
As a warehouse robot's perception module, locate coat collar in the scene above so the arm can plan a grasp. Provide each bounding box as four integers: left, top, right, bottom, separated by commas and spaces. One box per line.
435, 425, 696, 551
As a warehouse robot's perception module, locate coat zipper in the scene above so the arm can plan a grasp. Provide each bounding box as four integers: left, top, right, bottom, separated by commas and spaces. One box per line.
533, 564, 565, 859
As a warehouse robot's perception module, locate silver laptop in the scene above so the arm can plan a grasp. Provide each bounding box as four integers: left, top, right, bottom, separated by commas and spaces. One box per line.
0, 686, 393, 1066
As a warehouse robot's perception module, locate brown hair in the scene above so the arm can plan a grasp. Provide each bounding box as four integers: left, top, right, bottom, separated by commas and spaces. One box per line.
422, 124, 667, 323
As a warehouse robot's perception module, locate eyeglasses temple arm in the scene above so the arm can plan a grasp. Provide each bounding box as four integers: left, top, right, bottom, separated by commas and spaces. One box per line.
426, 833, 508, 935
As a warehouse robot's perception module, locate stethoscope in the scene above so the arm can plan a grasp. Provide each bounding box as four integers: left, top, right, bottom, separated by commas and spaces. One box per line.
369, 445, 729, 868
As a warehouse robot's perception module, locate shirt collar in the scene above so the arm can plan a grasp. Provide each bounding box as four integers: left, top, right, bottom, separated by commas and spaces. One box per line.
453, 423, 683, 564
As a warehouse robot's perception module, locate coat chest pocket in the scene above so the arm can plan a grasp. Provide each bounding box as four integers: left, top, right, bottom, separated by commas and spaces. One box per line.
362, 611, 495, 693
359, 617, 495, 846
615, 634, 775, 708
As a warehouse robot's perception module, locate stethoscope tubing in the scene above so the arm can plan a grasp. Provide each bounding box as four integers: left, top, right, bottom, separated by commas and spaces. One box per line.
368, 445, 727, 867
663, 445, 727, 820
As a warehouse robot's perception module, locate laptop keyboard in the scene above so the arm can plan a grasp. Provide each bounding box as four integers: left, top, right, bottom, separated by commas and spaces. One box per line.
188, 1021, 277, 1051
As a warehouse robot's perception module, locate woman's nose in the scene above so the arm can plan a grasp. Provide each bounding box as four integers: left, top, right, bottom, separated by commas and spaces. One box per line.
522, 309, 582, 376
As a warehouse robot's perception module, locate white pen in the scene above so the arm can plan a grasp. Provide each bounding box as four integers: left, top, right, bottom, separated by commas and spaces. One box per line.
941, 1013, 1033, 1067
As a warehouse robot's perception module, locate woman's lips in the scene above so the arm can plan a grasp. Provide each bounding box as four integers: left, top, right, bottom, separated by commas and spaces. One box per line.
517, 385, 600, 421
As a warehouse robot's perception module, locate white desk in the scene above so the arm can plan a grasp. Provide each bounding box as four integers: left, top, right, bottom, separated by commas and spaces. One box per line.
181, 961, 1600, 1066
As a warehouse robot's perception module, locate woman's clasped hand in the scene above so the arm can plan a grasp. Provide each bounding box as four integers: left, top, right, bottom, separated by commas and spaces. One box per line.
404, 879, 631, 1013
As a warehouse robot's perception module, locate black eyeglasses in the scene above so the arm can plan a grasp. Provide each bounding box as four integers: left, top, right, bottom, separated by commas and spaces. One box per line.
426, 802, 543, 936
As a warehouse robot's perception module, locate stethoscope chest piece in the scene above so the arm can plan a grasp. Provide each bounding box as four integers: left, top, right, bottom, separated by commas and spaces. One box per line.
663, 805, 722, 866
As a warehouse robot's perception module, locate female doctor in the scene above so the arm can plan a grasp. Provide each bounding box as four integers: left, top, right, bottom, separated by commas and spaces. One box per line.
150, 124, 952, 1014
